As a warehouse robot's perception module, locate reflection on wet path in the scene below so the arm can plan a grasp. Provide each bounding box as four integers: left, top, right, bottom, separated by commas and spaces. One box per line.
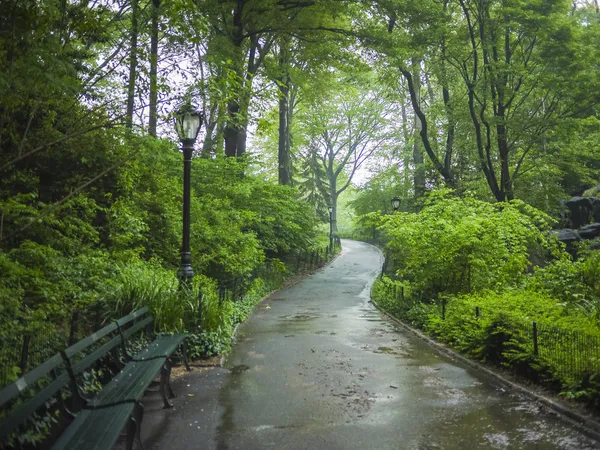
216, 240, 597, 450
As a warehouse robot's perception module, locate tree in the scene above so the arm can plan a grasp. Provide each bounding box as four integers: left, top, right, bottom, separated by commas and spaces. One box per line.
371, 0, 600, 202
148, 0, 161, 137
298, 86, 392, 231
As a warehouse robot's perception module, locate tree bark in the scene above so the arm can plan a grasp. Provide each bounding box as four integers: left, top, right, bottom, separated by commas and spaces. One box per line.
328, 171, 338, 233
278, 83, 293, 184
399, 93, 411, 188
125, 0, 138, 130
277, 40, 293, 185
410, 62, 425, 200
148, 0, 160, 137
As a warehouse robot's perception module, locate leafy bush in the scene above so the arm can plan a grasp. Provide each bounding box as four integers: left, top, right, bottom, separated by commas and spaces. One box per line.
374, 277, 600, 404
377, 191, 562, 300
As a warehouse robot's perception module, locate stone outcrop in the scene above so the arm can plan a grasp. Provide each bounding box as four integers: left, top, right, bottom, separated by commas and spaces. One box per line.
555, 187, 600, 252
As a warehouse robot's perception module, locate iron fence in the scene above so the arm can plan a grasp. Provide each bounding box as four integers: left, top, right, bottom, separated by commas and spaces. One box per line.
216, 243, 340, 305
376, 277, 600, 391
0, 304, 105, 388
1, 243, 342, 388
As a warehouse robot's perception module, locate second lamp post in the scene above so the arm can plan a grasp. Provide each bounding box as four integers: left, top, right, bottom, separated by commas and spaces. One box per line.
328, 205, 333, 252
174, 104, 203, 287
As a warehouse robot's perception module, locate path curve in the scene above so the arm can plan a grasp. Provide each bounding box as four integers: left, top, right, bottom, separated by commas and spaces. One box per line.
139, 240, 597, 450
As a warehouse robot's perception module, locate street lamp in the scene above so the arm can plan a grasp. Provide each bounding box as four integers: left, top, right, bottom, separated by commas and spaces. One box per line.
174, 103, 203, 287
391, 196, 401, 212
328, 205, 333, 252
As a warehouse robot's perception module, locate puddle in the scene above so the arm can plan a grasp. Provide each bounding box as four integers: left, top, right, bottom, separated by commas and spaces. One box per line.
230, 364, 250, 374
279, 313, 320, 321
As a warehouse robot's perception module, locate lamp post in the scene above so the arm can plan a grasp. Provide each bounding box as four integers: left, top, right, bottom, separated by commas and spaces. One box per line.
328, 205, 333, 252
174, 103, 203, 287
382, 197, 401, 279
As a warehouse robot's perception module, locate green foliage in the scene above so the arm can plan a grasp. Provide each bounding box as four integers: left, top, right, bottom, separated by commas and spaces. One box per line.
374, 278, 600, 404
529, 247, 600, 319
370, 189, 600, 404
378, 190, 561, 299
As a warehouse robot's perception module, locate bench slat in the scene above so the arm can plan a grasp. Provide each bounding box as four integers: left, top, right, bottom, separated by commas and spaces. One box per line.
64, 322, 118, 359
134, 335, 187, 361
0, 353, 63, 408
88, 358, 165, 407
70, 334, 123, 376
116, 307, 149, 327
52, 403, 135, 450
121, 316, 154, 341
0, 373, 70, 442
1, 307, 185, 450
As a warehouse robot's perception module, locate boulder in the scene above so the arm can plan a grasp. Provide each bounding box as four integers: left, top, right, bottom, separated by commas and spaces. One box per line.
552, 228, 581, 244
565, 197, 594, 228
592, 197, 600, 223
578, 223, 600, 240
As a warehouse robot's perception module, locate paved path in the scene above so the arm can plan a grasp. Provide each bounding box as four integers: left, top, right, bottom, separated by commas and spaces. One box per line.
136, 240, 597, 450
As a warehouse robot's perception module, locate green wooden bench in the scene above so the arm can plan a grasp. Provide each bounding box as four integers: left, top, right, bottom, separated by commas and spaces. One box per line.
0, 307, 189, 450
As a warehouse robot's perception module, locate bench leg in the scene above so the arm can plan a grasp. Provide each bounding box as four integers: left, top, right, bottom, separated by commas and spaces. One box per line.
133, 402, 145, 450
160, 364, 173, 409
126, 414, 136, 450
167, 364, 176, 399
183, 340, 191, 371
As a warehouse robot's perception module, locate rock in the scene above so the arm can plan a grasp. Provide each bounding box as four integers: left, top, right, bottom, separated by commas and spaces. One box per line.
592, 197, 600, 223
578, 223, 600, 240
565, 197, 594, 229
552, 228, 581, 244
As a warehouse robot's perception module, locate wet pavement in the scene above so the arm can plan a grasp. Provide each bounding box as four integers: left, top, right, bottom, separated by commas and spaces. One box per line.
131, 240, 599, 450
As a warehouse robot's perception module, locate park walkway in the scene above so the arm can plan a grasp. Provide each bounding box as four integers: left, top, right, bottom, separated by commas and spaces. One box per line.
127, 240, 596, 450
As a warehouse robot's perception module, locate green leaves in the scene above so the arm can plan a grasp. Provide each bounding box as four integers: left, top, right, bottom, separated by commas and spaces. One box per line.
376, 190, 559, 299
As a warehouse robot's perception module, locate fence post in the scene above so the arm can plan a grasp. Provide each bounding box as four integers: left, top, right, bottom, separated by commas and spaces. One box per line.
475, 306, 480, 319
296, 253, 301, 272
94, 302, 102, 331
441, 299, 446, 320
69, 308, 80, 346
533, 322, 539, 356
19, 335, 30, 374
197, 286, 204, 328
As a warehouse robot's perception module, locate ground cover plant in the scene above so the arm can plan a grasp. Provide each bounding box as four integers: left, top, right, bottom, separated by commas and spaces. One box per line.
368, 191, 600, 406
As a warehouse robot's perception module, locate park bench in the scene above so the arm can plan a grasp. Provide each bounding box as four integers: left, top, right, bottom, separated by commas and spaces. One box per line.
0, 307, 189, 450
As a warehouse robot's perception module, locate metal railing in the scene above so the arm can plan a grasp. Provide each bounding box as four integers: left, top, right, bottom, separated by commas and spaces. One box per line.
0, 302, 106, 388
376, 277, 600, 391
0, 243, 343, 388
216, 242, 341, 305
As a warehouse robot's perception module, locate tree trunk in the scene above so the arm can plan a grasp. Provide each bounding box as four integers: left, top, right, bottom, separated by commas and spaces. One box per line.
277, 39, 293, 185
278, 83, 292, 185
329, 175, 338, 233
125, 0, 138, 130
400, 91, 411, 188
148, 0, 160, 137
223, 0, 245, 157
411, 62, 426, 200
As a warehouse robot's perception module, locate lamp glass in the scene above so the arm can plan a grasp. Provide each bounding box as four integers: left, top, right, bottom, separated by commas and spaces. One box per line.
391, 197, 401, 210
175, 105, 202, 141
328, 206, 333, 213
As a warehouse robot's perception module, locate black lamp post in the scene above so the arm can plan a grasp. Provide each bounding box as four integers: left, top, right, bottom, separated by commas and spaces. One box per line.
328, 205, 333, 251
391, 196, 401, 212
174, 103, 203, 287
